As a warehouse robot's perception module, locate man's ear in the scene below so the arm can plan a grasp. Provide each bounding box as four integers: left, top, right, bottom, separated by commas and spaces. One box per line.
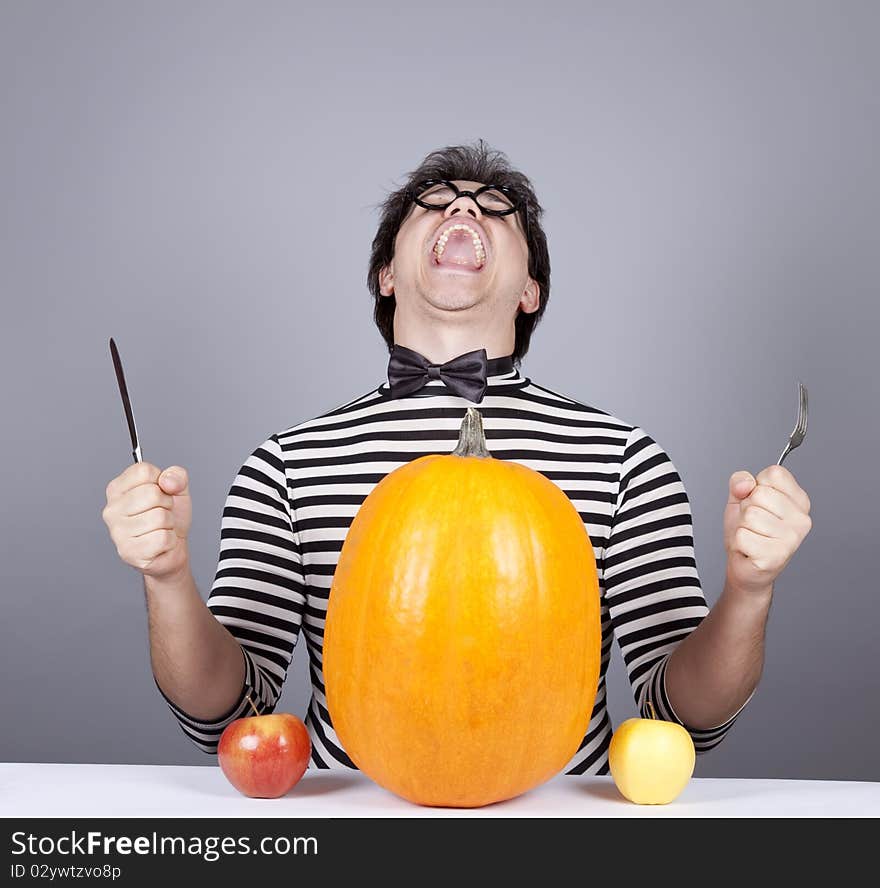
378, 264, 394, 297
519, 278, 540, 314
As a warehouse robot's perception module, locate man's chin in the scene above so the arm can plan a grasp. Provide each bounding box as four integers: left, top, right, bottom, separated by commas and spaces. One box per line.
419, 285, 487, 312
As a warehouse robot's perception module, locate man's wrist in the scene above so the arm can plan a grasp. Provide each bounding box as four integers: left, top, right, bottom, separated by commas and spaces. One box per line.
142, 546, 194, 595
722, 570, 774, 611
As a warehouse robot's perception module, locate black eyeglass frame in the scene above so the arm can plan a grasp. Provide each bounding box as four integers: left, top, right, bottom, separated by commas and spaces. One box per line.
407, 178, 530, 242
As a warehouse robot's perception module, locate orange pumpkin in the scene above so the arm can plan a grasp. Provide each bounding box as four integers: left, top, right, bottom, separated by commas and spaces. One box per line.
323, 407, 601, 808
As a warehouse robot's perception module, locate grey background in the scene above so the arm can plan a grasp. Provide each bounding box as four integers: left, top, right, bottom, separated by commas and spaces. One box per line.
2, 0, 877, 780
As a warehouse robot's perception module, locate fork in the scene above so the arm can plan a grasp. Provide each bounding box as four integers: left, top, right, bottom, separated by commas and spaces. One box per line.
777, 381, 808, 466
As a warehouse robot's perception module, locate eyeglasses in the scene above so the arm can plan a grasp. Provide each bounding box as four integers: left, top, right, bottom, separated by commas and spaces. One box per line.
407, 179, 530, 240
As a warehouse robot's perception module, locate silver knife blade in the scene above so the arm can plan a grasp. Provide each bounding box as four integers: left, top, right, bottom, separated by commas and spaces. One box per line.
109, 337, 143, 464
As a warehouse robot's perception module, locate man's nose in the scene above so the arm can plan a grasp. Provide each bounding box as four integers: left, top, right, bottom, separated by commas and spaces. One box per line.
444, 197, 482, 221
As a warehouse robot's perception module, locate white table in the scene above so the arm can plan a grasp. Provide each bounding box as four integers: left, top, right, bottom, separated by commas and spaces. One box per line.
1, 763, 877, 817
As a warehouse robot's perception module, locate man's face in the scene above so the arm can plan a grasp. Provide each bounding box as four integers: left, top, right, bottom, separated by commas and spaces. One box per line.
378, 179, 540, 321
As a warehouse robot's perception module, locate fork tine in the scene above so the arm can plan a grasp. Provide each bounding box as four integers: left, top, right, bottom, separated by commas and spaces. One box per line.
796, 382, 808, 435
779, 382, 808, 465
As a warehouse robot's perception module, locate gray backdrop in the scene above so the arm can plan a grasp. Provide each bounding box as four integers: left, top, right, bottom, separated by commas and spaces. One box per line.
2, 0, 877, 781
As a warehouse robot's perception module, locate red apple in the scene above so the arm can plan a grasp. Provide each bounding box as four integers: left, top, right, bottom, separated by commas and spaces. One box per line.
218, 697, 311, 798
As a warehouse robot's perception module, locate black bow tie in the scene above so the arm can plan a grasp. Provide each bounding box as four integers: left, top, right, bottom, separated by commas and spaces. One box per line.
387, 345, 513, 403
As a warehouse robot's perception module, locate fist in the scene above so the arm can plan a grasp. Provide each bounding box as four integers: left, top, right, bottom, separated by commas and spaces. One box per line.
102, 462, 192, 581
724, 464, 812, 595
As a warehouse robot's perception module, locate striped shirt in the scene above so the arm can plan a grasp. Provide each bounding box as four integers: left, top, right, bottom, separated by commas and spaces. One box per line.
154, 357, 751, 774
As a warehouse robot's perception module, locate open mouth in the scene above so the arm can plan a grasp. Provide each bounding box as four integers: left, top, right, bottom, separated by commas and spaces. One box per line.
430, 222, 487, 272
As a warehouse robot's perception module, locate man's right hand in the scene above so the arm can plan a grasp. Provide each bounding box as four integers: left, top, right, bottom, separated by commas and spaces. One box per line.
102, 463, 193, 581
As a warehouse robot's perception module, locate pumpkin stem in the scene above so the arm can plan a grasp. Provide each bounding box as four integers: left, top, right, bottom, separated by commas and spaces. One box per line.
452, 407, 491, 458
245, 693, 261, 718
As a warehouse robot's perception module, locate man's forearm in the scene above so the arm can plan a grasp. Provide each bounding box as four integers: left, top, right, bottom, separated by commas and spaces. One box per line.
663, 579, 772, 730
144, 551, 246, 721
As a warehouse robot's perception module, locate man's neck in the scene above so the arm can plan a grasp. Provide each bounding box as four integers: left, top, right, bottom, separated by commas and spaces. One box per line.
392, 320, 515, 365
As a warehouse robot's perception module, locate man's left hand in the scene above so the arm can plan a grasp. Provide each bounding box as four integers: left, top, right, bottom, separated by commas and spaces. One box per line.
724, 465, 813, 596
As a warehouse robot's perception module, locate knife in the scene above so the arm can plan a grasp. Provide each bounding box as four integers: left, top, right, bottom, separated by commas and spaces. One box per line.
109, 337, 143, 464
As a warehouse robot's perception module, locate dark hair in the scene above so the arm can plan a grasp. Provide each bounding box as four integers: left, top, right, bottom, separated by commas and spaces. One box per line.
366, 139, 550, 366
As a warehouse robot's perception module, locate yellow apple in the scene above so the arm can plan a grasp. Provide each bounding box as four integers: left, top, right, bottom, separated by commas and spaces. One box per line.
608, 703, 695, 804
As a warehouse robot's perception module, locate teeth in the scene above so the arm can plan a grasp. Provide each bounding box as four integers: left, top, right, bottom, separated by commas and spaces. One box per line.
433, 223, 486, 267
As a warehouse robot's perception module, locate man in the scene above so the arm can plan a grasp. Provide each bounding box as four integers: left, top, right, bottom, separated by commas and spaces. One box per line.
102, 140, 812, 774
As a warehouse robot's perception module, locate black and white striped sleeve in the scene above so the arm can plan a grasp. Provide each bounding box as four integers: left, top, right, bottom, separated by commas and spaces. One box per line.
154, 433, 307, 754
602, 425, 752, 753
